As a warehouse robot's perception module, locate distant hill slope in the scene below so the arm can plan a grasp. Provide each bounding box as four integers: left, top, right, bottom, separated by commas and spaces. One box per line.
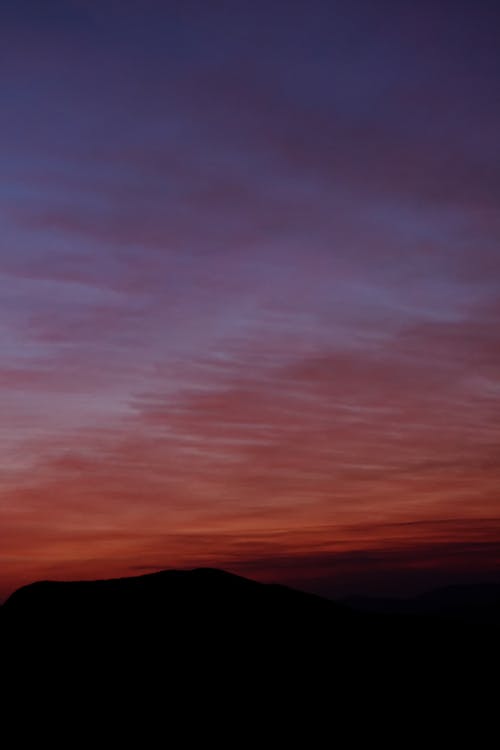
343, 582, 500, 624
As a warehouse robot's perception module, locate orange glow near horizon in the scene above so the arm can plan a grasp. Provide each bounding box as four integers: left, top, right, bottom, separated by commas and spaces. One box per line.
2, 326, 499, 600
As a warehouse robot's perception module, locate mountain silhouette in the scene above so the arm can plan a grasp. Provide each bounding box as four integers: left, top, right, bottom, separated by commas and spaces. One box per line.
1, 568, 497, 726
1, 567, 371, 693
1, 567, 359, 648
2, 567, 495, 659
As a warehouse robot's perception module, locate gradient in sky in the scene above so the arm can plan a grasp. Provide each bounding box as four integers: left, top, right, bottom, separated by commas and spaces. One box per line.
1, 0, 500, 601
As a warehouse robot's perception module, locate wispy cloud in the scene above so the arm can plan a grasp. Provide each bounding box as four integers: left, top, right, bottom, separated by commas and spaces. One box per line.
1, 0, 499, 600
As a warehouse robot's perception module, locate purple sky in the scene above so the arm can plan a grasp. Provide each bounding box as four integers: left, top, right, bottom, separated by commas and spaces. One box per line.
1, 0, 499, 600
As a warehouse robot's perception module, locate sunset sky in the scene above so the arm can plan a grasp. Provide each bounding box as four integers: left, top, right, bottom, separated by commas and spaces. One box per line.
1, 0, 499, 601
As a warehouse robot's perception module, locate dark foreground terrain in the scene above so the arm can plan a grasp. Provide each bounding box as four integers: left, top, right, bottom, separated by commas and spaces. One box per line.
1, 568, 498, 727
2, 567, 498, 661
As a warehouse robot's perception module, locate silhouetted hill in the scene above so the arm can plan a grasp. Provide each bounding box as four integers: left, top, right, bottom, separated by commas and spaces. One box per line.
2, 568, 499, 728
1, 568, 498, 694
1, 567, 358, 650
3, 566, 349, 623
4, 568, 499, 636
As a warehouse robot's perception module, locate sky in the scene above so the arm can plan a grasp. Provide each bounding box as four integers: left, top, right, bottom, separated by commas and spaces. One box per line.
1, 0, 499, 601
